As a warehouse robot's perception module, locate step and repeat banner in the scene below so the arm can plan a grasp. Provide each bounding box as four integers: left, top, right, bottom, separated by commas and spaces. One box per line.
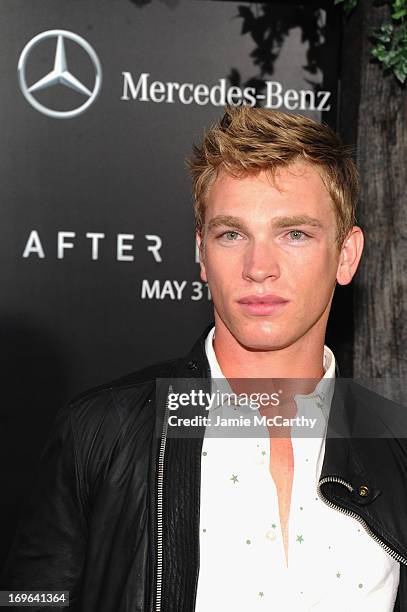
0, 0, 340, 563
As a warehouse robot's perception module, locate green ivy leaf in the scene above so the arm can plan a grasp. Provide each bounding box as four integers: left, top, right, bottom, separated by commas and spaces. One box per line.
340, 0, 407, 84
334, 0, 358, 16
393, 0, 406, 11
374, 23, 394, 43
371, 44, 388, 61
394, 62, 407, 82
392, 9, 407, 20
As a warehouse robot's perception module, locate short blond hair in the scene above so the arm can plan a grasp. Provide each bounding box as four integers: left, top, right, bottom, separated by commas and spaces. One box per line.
187, 106, 359, 249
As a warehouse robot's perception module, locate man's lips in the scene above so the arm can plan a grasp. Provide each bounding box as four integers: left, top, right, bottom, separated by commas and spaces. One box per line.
237, 294, 288, 305
237, 294, 289, 316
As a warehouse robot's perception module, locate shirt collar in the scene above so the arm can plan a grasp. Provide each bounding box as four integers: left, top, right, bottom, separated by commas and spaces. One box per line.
204, 325, 336, 412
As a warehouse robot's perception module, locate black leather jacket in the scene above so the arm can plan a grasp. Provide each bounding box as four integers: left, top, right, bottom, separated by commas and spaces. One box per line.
2, 323, 407, 611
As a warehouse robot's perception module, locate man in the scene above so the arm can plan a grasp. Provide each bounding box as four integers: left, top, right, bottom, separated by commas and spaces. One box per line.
2, 107, 407, 611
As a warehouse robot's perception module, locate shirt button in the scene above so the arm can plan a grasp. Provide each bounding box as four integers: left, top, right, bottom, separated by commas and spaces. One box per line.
358, 485, 370, 497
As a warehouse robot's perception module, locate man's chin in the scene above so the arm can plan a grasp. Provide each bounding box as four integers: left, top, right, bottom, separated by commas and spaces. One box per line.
232, 323, 291, 352
239, 339, 288, 352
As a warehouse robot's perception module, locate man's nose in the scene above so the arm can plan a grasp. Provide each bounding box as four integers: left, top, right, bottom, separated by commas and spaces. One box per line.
242, 240, 281, 283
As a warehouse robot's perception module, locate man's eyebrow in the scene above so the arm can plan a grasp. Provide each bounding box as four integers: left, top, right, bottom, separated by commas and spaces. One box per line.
207, 216, 247, 232
271, 215, 323, 229
206, 214, 323, 232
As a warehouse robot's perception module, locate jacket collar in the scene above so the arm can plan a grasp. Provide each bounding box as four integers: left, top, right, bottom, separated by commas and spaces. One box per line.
175, 322, 214, 379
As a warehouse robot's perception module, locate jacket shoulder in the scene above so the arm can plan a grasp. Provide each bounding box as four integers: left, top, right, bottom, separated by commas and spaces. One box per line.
60, 358, 179, 499
346, 379, 407, 440
63, 357, 177, 459
71, 357, 178, 405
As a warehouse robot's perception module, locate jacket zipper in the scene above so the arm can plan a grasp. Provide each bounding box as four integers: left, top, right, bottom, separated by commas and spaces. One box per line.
155, 384, 172, 612
155, 363, 211, 611
191, 364, 212, 610
317, 476, 407, 565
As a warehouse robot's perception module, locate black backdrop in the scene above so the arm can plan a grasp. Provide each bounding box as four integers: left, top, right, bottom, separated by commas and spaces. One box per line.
0, 0, 344, 566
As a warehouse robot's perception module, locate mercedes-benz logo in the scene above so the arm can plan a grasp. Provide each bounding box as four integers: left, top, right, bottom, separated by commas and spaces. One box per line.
18, 30, 102, 119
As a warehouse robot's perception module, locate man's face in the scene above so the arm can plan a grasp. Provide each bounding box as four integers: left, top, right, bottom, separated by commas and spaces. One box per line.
197, 162, 351, 351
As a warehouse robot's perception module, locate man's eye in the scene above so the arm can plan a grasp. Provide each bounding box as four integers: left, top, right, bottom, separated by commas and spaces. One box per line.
287, 230, 308, 241
221, 231, 241, 241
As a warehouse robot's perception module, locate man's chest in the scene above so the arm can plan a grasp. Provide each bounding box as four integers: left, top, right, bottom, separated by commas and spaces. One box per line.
194, 434, 400, 611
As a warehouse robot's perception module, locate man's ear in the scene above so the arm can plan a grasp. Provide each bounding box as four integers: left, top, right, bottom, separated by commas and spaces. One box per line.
196, 232, 207, 283
336, 226, 364, 286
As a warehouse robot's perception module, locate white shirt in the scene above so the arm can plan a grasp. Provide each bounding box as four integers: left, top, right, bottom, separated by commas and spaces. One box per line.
195, 326, 399, 611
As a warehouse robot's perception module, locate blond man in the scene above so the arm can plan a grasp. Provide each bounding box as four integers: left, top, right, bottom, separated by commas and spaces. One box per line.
2, 108, 406, 611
